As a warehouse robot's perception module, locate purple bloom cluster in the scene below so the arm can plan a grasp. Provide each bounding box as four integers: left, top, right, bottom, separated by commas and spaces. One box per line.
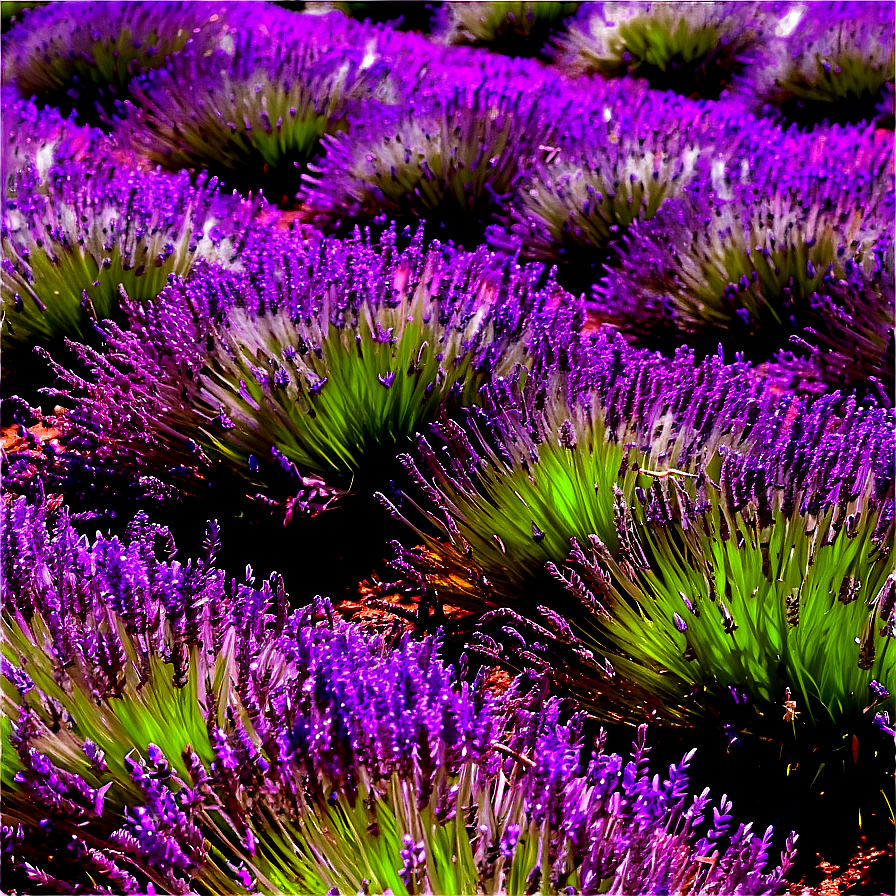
1, 495, 797, 895
553, 1, 770, 100
301, 78, 565, 247
382, 330, 797, 610
2, 155, 268, 347
487, 80, 789, 295
381, 327, 895, 739
431, 2, 580, 60
119, 8, 373, 203
1, 91, 113, 192
594, 134, 894, 392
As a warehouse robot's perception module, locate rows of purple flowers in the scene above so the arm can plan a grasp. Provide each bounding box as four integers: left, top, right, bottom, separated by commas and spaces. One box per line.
1, 2, 894, 894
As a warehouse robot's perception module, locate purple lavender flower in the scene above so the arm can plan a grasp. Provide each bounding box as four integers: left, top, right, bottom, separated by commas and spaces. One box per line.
432, 2, 580, 60
381, 329, 798, 614
1, 90, 113, 193
489, 82, 788, 297
553, 2, 770, 100
2, 1, 237, 127
2, 495, 796, 895
775, 233, 895, 400
382, 319, 896, 756
2, 157, 269, 351
594, 146, 894, 392
873, 710, 896, 738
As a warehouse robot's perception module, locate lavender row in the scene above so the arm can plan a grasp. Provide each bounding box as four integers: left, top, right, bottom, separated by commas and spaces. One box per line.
4, 2, 893, 126
1, 497, 797, 895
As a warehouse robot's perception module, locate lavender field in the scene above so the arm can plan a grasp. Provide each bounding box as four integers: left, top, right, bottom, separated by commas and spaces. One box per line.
1, 2, 894, 894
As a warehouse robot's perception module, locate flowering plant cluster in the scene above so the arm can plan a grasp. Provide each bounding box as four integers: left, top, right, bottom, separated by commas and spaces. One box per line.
2, 498, 798, 895
2, 1, 894, 893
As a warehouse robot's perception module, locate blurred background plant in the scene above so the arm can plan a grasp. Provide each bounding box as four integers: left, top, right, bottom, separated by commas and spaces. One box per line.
486, 85, 788, 299
1, 1, 238, 128
119, 11, 372, 205
302, 1, 440, 32
554, 1, 769, 100
432, 2, 580, 60
744, 1, 895, 129
593, 145, 895, 394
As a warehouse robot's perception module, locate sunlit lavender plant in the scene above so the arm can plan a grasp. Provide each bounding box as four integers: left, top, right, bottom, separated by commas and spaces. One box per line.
380, 338, 895, 749
381, 333, 789, 615
553, 1, 768, 100
301, 80, 564, 248
1, 1, 234, 127
595, 151, 895, 385
1, 159, 267, 349
44, 229, 568, 510
432, 2, 580, 59
746, 1, 895, 128
121, 12, 372, 204
1, 497, 798, 895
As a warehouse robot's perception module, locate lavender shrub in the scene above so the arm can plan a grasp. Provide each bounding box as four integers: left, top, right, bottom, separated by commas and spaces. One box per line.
301, 78, 565, 248
594, 138, 894, 392
119, 9, 374, 204
1, 1, 238, 127
37, 228, 573, 513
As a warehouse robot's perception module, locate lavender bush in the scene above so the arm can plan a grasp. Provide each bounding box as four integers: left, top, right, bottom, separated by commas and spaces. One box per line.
553, 2, 769, 100
1, 1, 236, 127
1, 496, 797, 895
301, 79, 563, 248
2, 158, 267, 348
744, 1, 895, 128
380, 337, 895, 750
432, 2, 580, 59
488, 84, 788, 296
594, 142, 894, 391
39, 229, 571, 510
1, 92, 113, 194
120, 9, 373, 204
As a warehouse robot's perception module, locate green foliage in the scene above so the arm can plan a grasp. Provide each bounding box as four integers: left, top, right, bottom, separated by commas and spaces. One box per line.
59, 235, 557, 510
584, 477, 895, 734
122, 19, 370, 203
